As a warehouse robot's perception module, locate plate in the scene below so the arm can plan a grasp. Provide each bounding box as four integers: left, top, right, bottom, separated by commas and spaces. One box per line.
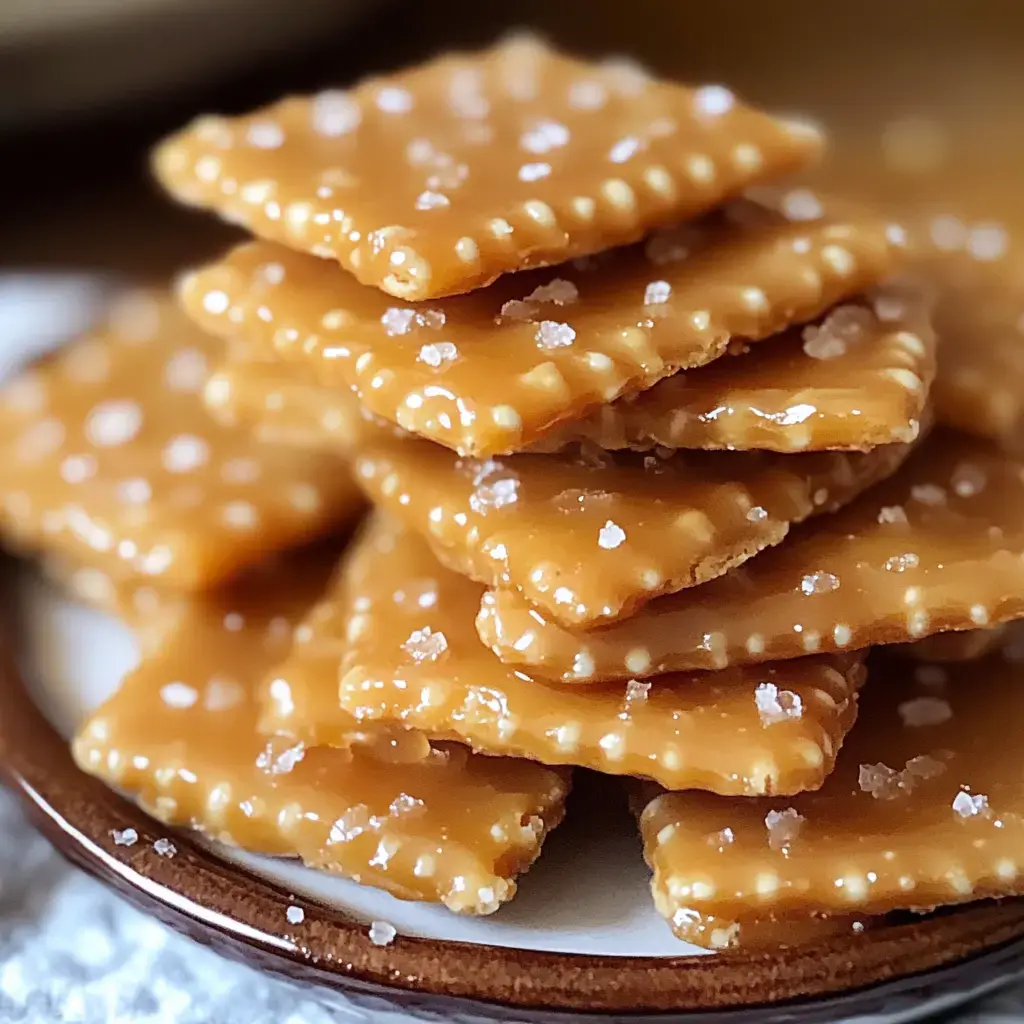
2, 566, 1024, 1021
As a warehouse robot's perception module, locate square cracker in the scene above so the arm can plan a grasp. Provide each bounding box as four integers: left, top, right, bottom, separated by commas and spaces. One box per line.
478, 431, 1024, 680
73, 549, 569, 915
0, 290, 362, 589
181, 198, 899, 457
351, 427, 916, 629
636, 649, 1024, 947
264, 514, 866, 796
155, 36, 822, 300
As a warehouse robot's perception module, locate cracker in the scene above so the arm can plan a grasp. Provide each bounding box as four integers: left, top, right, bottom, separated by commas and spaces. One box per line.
155, 37, 822, 300
534, 294, 933, 453
72, 550, 569, 914
636, 649, 1024, 946
0, 290, 362, 588
352, 428, 916, 629
264, 515, 865, 796
180, 199, 898, 457
477, 432, 1024, 680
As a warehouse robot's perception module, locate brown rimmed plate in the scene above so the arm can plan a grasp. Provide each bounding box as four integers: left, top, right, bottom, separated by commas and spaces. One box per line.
2, 564, 1024, 1023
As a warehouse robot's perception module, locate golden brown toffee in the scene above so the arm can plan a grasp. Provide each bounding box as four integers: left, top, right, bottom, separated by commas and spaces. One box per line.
636, 650, 1024, 947
204, 351, 366, 451
898, 625, 1013, 663
352, 429, 915, 629
180, 201, 898, 457
264, 515, 865, 795
534, 296, 933, 453
478, 432, 1024, 681
155, 36, 822, 300
0, 290, 362, 589
72, 552, 569, 914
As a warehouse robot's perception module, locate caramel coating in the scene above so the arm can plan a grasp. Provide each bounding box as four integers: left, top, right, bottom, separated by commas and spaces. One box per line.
264, 515, 864, 795
637, 649, 1024, 946
352, 429, 916, 629
477, 432, 1024, 681
155, 36, 822, 300
72, 552, 569, 915
180, 200, 897, 457
0, 290, 362, 589
534, 296, 934, 453
204, 350, 366, 451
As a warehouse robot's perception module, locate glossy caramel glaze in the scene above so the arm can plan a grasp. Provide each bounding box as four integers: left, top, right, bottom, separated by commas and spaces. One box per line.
534, 293, 933, 453
477, 432, 1024, 680
352, 429, 916, 629
180, 199, 899, 457
0, 290, 362, 589
71, 551, 569, 915
636, 649, 1024, 946
264, 515, 865, 795
155, 36, 821, 300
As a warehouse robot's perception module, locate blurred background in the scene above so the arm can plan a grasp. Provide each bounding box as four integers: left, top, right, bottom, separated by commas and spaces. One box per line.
2, 0, 1023, 281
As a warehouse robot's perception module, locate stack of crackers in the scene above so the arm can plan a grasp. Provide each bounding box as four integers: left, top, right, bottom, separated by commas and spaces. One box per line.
5, 36, 1024, 948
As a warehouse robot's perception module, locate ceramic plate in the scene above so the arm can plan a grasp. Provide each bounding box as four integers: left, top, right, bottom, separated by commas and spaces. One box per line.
2, 565, 1024, 1022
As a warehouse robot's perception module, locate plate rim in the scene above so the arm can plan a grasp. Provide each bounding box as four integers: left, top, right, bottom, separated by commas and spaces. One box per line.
4, 603, 1024, 1020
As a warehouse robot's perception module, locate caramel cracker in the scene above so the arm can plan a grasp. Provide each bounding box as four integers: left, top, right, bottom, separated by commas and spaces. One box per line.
534, 294, 933, 454
204, 350, 366, 451
636, 649, 1024, 946
0, 290, 363, 589
353, 428, 916, 629
155, 37, 821, 300
264, 515, 864, 796
181, 200, 898, 457
478, 431, 1024, 681
72, 551, 569, 914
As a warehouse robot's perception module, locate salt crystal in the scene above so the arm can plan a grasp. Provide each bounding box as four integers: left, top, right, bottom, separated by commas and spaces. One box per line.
967, 223, 1008, 262
706, 827, 735, 850
519, 162, 551, 182
930, 215, 968, 251
694, 84, 735, 118
911, 483, 946, 506
800, 571, 839, 596
389, 793, 426, 817
598, 520, 626, 550
286, 905, 305, 925
111, 827, 138, 847
905, 754, 946, 780
609, 135, 642, 163
500, 298, 537, 321
329, 805, 380, 844
898, 696, 953, 728
520, 118, 570, 154
401, 626, 449, 663
951, 462, 987, 498
418, 341, 458, 368
369, 920, 397, 946
153, 838, 176, 858
535, 320, 576, 349
380, 308, 417, 335
625, 679, 651, 703
884, 552, 920, 573
160, 682, 198, 709
86, 399, 143, 447
256, 738, 306, 774
415, 190, 450, 210
765, 807, 805, 852
858, 762, 903, 800
802, 306, 873, 360
754, 682, 803, 726
746, 506, 768, 523
952, 790, 989, 818
643, 280, 672, 306
311, 90, 361, 136
469, 470, 519, 513
526, 278, 579, 305
877, 505, 908, 525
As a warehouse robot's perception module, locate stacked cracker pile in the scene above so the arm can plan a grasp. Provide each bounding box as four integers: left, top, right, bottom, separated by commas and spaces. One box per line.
5, 37, 1024, 948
